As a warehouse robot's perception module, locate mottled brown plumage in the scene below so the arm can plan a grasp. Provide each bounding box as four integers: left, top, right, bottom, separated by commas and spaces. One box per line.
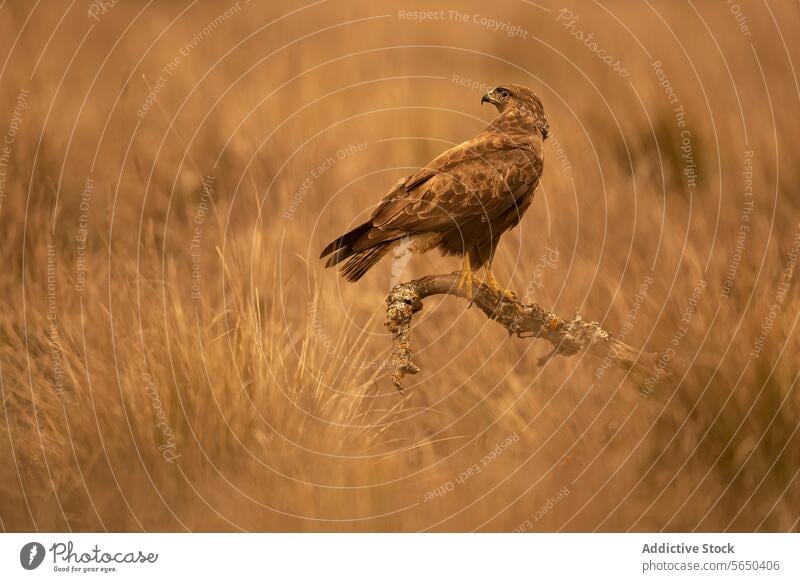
320, 84, 548, 293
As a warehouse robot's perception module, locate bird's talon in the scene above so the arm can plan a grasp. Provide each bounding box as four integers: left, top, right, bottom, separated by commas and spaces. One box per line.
480, 269, 517, 301
456, 255, 475, 300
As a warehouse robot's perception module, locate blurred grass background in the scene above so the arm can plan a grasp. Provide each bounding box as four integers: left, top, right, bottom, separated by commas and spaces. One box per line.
0, 0, 798, 531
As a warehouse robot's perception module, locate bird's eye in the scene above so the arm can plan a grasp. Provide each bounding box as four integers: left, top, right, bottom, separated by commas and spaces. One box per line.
497, 88, 510, 98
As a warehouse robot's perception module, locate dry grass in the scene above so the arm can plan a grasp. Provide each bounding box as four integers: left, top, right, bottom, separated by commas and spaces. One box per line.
0, 0, 798, 531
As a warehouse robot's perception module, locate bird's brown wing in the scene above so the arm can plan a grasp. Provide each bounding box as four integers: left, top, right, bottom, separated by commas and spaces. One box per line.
354, 133, 542, 249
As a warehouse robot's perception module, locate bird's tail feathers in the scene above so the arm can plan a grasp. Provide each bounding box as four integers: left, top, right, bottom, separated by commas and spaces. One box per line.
320, 221, 372, 267
339, 244, 391, 282
321, 221, 397, 281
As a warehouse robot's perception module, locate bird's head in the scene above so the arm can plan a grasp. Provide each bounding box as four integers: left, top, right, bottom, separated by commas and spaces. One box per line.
482, 84, 549, 139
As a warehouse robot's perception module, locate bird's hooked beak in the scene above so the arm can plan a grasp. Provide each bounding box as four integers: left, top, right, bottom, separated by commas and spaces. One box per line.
481, 89, 501, 106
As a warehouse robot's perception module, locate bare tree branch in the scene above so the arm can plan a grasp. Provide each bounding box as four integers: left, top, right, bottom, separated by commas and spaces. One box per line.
385, 273, 659, 391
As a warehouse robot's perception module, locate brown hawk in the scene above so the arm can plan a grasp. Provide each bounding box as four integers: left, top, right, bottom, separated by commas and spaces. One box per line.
320, 84, 548, 297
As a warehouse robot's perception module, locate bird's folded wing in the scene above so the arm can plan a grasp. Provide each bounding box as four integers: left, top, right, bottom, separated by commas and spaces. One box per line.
370, 134, 542, 234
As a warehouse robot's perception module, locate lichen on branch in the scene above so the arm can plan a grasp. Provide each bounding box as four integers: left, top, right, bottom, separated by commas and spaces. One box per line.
385, 273, 658, 391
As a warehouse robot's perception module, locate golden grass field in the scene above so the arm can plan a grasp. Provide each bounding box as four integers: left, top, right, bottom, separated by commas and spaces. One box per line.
0, 0, 798, 532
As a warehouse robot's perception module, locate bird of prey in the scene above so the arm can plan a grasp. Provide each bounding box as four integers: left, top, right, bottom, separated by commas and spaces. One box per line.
320, 84, 548, 297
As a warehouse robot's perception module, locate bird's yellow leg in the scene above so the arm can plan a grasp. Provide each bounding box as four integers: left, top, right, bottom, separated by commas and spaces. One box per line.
481, 267, 516, 300
455, 254, 473, 298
